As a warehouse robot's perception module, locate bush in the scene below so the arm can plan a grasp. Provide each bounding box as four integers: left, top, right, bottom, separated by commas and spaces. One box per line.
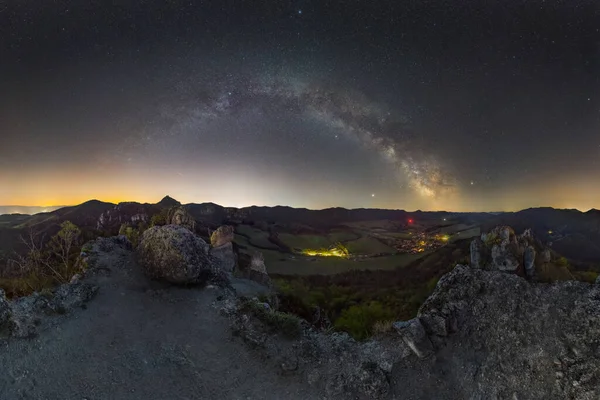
119, 223, 141, 247
573, 270, 598, 283
334, 301, 396, 340
271, 256, 459, 340
150, 208, 170, 227
484, 233, 502, 247
557, 256, 570, 267
1, 221, 85, 298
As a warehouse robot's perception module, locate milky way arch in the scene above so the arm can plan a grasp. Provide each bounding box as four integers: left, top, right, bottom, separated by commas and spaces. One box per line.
120, 75, 457, 199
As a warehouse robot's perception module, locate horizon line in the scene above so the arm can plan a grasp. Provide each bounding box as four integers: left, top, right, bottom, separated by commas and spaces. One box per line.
0, 199, 596, 214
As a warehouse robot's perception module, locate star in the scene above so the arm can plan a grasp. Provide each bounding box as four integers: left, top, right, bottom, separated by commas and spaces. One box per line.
470, 181, 474, 185
298, 10, 302, 14
371, 193, 375, 197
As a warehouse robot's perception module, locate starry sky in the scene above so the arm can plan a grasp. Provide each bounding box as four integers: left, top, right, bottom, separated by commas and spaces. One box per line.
1, 1, 599, 212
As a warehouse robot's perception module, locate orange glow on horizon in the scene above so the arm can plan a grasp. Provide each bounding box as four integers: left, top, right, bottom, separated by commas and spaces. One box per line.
1, 166, 598, 212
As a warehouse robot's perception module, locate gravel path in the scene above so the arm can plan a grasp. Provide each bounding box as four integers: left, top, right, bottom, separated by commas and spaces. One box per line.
0, 244, 321, 400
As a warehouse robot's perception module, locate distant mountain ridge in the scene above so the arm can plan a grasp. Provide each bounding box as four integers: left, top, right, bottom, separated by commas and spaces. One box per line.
2, 196, 599, 263
0, 206, 67, 216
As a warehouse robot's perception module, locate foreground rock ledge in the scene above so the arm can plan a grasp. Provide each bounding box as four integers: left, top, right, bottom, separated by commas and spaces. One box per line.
222, 263, 600, 400
391, 264, 600, 400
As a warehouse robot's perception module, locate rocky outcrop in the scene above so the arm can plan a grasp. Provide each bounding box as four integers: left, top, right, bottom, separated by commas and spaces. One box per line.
236, 251, 271, 286
469, 238, 484, 269
472, 226, 551, 278
210, 242, 236, 274
393, 319, 434, 359
485, 226, 521, 271
167, 206, 196, 232
389, 263, 600, 399
136, 225, 215, 284
0, 282, 97, 339
96, 202, 152, 233
210, 225, 234, 248
217, 294, 408, 400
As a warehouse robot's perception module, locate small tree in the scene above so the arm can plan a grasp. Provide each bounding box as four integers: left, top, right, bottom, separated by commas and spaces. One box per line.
150, 208, 170, 227
119, 223, 140, 247
48, 221, 83, 282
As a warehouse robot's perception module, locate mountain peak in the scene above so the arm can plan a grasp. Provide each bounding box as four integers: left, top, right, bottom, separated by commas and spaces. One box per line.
158, 195, 181, 208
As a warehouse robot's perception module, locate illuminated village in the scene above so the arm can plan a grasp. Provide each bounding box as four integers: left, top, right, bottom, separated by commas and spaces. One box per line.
301, 243, 350, 258
299, 231, 452, 259
392, 231, 451, 254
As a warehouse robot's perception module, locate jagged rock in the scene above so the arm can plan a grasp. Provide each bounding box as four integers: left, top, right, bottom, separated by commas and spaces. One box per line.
391, 264, 600, 399
9, 294, 47, 338
96, 202, 150, 232
136, 225, 215, 284
223, 291, 407, 399
524, 245, 536, 277
490, 239, 520, 272
0, 282, 99, 339
51, 282, 98, 311
520, 228, 534, 240
0, 290, 12, 336
470, 238, 484, 268
167, 206, 196, 232
213, 286, 411, 400
393, 318, 434, 358
476, 226, 542, 275
236, 251, 271, 286
210, 225, 234, 247
210, 242, 236, 274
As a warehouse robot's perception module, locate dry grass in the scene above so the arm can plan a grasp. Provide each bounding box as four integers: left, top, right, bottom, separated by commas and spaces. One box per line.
372, 320, 395, 335
0, 273, 55, 298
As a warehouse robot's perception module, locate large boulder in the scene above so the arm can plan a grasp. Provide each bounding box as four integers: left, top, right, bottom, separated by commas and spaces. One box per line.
210, 225, 234, 247
167, 206, 196, 232
137, 225, 214, 284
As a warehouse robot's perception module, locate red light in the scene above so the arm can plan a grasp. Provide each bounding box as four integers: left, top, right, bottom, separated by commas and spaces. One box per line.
408, 219, 413, 224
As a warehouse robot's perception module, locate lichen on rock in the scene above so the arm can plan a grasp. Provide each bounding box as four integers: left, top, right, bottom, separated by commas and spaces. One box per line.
210, 225, 234, 248
167, 206, 196, 232
136, 225, 215, 284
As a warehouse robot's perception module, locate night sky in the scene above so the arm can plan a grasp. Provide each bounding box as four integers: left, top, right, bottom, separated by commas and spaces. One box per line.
1, 1, 599, 211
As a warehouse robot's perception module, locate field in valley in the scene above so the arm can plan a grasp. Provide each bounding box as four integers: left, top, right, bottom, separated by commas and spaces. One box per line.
233, 217, 480, 276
